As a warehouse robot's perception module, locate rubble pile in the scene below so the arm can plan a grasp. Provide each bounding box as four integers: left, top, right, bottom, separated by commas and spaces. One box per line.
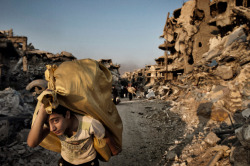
0, 30, 124, 165
0, 30, 77, 165
0, 29, 76, 90
0, 88, 62, 165
122, 0, 250, 165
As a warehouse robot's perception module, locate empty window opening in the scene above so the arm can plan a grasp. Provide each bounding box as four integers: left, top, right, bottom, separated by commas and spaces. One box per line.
169, 45, 176, 54
188, 54, 194, 65
173, 69, 184, 80
194, 9, 205, 21
199, 42, 202, 47
168, 58, 173, 64
210, 4, 217, 18
173, 8, 181, 19
218, 2, 227, 14
236, 0, 243, 6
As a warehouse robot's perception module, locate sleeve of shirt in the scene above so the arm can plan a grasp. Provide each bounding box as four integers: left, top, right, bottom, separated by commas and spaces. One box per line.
89, 119, 105, 139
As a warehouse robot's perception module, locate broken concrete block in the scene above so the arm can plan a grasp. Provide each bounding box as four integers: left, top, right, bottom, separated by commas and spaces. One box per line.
209, 36, 222, 51
202, 48, 222, 62
197, 102, 213, 118
16, 129, 30, 142
146, 89, 156, 99
242, 108, 250, 119
206, 90, 224, 102
224, 27, 247, 47
0, 120, 9, 142
215, 65, 233, 80
235, 124, 250, 149
204, 132, 221, 146
165, 151, 178, 161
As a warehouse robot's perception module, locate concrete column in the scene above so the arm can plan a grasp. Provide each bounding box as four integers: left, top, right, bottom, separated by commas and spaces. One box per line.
23, 56, 28, 72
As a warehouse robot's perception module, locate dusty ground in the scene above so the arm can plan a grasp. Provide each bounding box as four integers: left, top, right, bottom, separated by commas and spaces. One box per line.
1, 97, 185, 166
2, 97, 241, 166
101, 97, 180, 166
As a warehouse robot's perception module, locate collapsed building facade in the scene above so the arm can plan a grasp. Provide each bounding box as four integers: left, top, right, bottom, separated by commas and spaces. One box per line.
158, 0, 249, 80
125, 0, 249, 85
122, 0, 250, 165
0, 30, 124, 165
0, 29, 76, 91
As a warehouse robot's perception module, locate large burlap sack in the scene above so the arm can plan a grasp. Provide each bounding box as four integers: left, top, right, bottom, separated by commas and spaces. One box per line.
32, 59, 123, 155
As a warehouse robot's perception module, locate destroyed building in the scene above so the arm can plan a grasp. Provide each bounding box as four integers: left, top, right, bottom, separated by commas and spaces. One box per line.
0, 0, 249, 165
97, 59, 121, 87
124, 0, 249, 89
0, 29, 76, 91
121, 0, 250, 165
158, 0, 249, 79
120, 1, 249, 164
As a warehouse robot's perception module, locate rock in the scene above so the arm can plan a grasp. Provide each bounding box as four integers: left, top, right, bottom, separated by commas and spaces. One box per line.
242, 108, 250, 119
230, 146, 250, 166
204, 132, 221, 146
17, 129, 30, 142
215, 65, 233, 80
206, 90, 224, 102
0, 120, 9, 142
197, 102, 213, 118
235, 124, 250, 149
165, 151, 177, 161
146, 89, 156, 99
211, 104, 229, 122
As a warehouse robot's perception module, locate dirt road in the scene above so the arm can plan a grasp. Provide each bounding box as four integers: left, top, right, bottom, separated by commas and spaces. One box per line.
101, 97, 185, 166
2, 97, 187, 166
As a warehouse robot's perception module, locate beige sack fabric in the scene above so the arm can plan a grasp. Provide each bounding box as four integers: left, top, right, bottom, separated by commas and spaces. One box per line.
32, 59, 123, 153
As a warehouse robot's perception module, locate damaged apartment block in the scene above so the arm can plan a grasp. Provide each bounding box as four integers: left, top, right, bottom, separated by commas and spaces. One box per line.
121, 0, 250, 164
158, 0, 249, 81
0, 29, 76, 91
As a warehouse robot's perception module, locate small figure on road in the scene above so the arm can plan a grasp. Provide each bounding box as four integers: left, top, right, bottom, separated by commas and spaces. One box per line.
127, 85, 136, 101
124, 86, 128, 98
27, 104, 105, 166
112, 85, 118, 105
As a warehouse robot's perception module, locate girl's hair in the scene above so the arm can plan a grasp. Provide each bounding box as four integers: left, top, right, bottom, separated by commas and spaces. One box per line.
52, 105, 70, 117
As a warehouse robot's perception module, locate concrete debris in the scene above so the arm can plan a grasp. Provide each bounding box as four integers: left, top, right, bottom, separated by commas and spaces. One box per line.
204, 132, 221, 146
0, 30, 124, 165
0, 0, 249, 165
241, 108, 250, 119
0, 29, 76, 91
121, 0, 250, 165
146, 89, 156, 99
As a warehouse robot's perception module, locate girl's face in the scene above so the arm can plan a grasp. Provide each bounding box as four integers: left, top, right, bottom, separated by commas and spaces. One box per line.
48, 112, 69, 136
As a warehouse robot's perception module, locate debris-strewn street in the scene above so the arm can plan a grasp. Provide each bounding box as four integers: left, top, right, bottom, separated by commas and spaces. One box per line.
0, 0, 250, 165
1, 97, 247, 166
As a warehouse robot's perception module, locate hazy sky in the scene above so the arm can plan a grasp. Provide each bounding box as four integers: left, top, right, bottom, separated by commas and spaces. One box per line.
0, 0, 184, 74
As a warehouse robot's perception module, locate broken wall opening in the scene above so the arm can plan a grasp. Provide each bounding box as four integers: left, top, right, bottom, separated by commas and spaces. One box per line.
219, 25, 234, 37
168, 58, 173, 64
173, 8, 181, 19
210, 3, 217, 18
218, 2, 228, 14
236, 0, 244, 6
169, 45, 177, 54
188, 54, 194, 65
191, 9, 205, 25
173, 69, 184, 80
